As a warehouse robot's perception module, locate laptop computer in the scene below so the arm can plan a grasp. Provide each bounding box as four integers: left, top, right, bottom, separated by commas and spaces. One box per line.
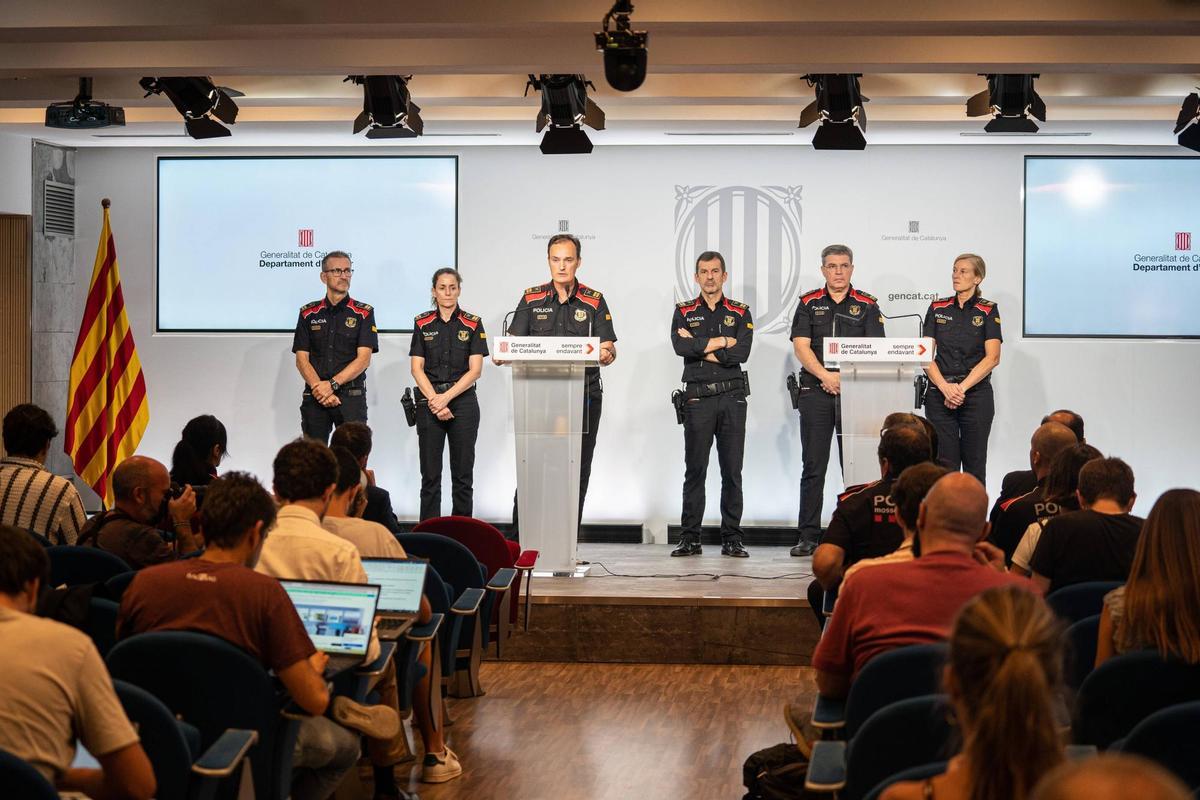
361, 558, 428, 638
279, 579, 381, 674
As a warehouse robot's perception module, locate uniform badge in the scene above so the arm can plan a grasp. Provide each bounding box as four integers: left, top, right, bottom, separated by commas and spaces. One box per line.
723, 315, 735, 327
574, 309, 588, 322
457, 329, 470, 342
309, 324, 321, 331
345, 317, 357, 328
849, 305, 861, 316
972, 316, 984, 327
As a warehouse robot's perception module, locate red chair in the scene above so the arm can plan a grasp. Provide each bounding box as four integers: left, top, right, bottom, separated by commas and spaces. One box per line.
413, 516, 538, 653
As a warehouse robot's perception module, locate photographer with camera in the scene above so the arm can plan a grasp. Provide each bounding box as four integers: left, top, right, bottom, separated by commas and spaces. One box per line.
78, 456, 199, 570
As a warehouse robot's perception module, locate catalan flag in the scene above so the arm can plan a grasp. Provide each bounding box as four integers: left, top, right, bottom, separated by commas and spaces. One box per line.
64, 199, 149, 504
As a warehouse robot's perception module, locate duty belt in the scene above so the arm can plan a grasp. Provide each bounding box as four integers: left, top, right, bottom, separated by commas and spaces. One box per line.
685, 378, 744, 398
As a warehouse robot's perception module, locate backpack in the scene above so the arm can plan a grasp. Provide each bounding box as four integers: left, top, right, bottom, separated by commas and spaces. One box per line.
742, 741, 809, 800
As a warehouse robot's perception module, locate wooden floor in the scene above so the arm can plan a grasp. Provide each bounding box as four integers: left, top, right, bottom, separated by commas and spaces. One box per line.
391, 661, 816, 800
535, 544, 815, 605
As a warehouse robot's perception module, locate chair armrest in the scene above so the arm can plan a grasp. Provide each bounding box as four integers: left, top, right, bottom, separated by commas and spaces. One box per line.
192, 728, 259, 777
514, 550, 538, 569
810, 694, 846, 731
407, 613, 444, 642
451, 587, 485, 615
356, 640, 397, 678
804, 740, 847, 793
486, 567, 517, 593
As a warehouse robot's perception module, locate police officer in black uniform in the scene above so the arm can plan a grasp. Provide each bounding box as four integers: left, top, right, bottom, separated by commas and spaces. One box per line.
670, 251, 754, 558
292, 250, 379, 443
789, 244, 885, 557
922, 253, 1002, 484
503, 233, 617, 526
410, 267, 488, 521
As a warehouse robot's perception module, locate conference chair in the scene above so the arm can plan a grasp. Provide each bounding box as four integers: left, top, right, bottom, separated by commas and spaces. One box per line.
113, 679, 257, 800
418, 561, 483, 716
862, 761, 949, 800
107, 631, 301, 800
1115, 700, 1200, 792
1065, 614, 1101, 690
84, 597, 120, 658
48, 545, 130, 587
104, 569, 138, 599
811, 643, 948, 738
806, 694, 954, 800
398, 532, 503, 697
0, 749, 57, 800
1074, 651, 1200, 749
414, 515, 537, 641
1045, 581, 1123, 624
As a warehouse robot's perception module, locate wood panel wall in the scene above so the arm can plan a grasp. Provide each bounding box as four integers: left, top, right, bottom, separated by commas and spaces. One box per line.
0, 215, 32, 423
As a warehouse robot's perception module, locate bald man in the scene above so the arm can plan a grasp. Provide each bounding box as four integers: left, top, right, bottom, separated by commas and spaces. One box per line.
1031, 754, 1190, 800
77, 457, 198, 569
809, 473, 1037, 699
991, 409, 1086, 516
988, 421, 1078, 563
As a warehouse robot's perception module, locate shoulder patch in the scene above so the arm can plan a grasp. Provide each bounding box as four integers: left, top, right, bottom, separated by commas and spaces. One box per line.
523, 284, 550, 303
577, 283, 602, 299
838, 479, 881, 504
575, 285, 601, 311
800, 287, 828, 305
999, 486, 1037, 512
414, 311, 437, 328
677, 298, 701, 315
457, 311, 479, 330
849, 288, 878, 305
301, 299, 327, 319
975, 298, 996, 315
930, 296, 955, 310
722, 297, 748, 316
346, 298, 372, 319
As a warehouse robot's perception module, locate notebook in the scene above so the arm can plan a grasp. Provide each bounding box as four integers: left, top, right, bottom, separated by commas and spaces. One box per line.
279, 579, 381, 673
361, 558, 428, 637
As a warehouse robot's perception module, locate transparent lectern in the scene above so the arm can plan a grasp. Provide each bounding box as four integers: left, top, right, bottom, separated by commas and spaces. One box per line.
823, 337, 934, 487
495, 336, 600, 576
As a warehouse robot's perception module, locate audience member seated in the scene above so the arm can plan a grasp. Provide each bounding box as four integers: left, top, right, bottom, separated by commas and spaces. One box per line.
0, 524, 155, 800
810, 473, 1036, 701
1096, 488, 1200, 667
330, 422, 400, 534
117, 472, 381, 800
77, 456, 199, 569
323, 447, 407, 560
991, 409, 1086, 519
258, 438, 461, 788
811, 425, 932, 593
988, 421, 1078, 562
1029, 457, 1142, 594
882, 585, 1065, 800
0, 404, 87, 545
840, 462, 948, 586
168, 414, 227, 487
1031, 754, 1191, 800
1010, 443, 1102, 576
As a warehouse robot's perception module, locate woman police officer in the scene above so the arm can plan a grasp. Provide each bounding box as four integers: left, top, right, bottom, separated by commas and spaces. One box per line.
409, 268, 488, 520
922, 253, 1002, 484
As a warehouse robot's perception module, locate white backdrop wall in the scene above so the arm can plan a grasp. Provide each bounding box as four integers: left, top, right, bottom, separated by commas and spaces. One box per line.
68, 144, 1200, 536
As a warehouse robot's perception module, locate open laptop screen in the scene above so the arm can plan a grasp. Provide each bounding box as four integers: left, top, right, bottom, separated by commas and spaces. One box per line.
279, 580, 380, 657
361, 559, 427, 614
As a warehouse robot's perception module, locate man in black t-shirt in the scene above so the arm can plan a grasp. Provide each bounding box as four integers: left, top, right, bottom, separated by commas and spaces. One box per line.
988, 421, 1077, 563
1030, 457, 1143, 594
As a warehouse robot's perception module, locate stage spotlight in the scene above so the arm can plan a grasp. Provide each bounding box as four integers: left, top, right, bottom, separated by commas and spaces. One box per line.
797, 74, 868, 150
346, 75, 424, 139
1174, 92, 1200, 152
45, 78, 125, 129
594, 0, 648, 92
526, 74, 606, 155
966, 74, 1046, 133
139, 76, 242, 139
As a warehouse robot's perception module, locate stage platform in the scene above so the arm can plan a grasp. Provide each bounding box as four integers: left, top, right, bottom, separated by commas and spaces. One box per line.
500, 544, 821, 666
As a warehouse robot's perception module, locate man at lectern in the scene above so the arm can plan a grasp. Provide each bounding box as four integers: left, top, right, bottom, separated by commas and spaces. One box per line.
506, 233, 617, 524
669, 251, 754, 558
789, 244, 886, 558
292, 251, 379, 443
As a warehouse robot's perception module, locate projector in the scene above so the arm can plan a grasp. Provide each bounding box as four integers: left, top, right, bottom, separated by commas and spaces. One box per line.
45, 99, 126, 129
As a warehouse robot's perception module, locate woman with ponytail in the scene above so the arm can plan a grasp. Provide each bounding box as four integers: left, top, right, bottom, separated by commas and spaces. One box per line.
169, 414, 228, 487
883, 585, 1066, 800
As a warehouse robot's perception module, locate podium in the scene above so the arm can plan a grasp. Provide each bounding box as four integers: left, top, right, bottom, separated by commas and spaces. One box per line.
495, 336, 600, 576
823, 337, 934, 487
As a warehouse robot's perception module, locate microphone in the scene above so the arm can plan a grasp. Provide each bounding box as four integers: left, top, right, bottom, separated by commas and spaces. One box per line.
503, 309, 517, 336
880, 310, 925, 339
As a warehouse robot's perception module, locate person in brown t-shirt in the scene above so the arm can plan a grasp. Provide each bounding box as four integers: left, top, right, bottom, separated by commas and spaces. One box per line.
79, 456, 199, 569
118, 472, 395, 800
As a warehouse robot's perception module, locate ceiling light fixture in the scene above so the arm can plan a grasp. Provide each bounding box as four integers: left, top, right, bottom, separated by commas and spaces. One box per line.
138, 77, 242, 139
797, 74, 868, 150
594, 0, 648, 92
346, 75, 424, 139
966, 74, 1046, 133
526, 74, 606, 155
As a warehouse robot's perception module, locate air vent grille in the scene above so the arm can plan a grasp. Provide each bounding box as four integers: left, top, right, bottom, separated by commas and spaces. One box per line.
43, 180, 75, 237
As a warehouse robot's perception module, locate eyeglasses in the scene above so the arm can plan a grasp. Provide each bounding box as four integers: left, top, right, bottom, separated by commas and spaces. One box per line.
323, 268, 354, 277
